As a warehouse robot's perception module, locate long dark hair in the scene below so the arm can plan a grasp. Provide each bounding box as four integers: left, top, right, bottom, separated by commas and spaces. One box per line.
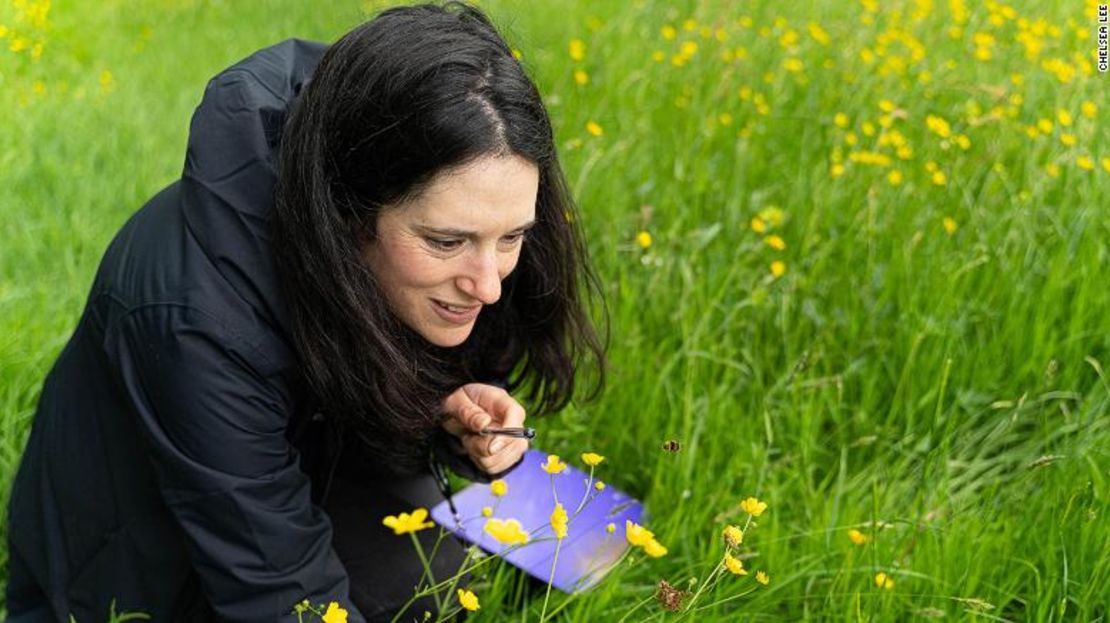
273, 2, 606, 473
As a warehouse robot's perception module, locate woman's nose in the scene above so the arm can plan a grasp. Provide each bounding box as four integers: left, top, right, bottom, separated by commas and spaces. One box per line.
457, 249, 502, 305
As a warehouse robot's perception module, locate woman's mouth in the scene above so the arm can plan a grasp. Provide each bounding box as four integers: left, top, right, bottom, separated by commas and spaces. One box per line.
431, 299, 481, 324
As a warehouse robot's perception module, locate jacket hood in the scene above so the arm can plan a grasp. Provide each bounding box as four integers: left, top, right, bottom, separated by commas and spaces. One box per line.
180, 38, 327, 338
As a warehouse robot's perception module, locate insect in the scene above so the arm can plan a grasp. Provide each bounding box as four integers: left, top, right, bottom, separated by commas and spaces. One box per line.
661, 439, 681, 453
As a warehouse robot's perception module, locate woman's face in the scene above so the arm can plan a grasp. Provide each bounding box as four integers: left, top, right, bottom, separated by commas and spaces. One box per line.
364, 154, 539, 347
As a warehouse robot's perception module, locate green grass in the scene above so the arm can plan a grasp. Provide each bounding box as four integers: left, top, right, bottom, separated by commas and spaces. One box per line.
2, 0, 1108, 620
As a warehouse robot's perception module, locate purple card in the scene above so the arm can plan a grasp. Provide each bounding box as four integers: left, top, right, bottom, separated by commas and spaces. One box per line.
430, 449, 643, 593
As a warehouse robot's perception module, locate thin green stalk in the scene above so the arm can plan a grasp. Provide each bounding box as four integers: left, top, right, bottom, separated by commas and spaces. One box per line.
439, 546, 477, 622
538, 538, 564, 623
573, 466, 596, 516
615, 593, 658, 623
409, 532, 442, 613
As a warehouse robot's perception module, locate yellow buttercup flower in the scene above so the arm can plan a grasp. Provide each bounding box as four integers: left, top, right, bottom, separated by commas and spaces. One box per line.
943, 217, 958, 235
484, 518, 530, 545
848, 529, 869, 545
931, 170, 947, 186
625, 520, 655, 547
1037, 118, 1054, 134
887, 170, 903, 186
925, 114, 951, 138
1101, 158, 1110, 173
581, 452, 605, 466
457, 588, 480, 612
724, 552, 748, 575
756, 571, 770, 585
586, 121, 604, 137
750, 216, 767, 233
834, 112, 849, 129
661, 25, 677, 40
490, 479, 508, 497
758, 206, 785, 227
764, 235, 786, 250
481, 506, 493, 518
99, 70, 115, 93
770, 261, 786, 278
875, 572, 895, 589
568, 39, 585, 61
1081, 101, 1097, 119
636, 230, 652, 249
740, 497, 768, 516
541, 454, 567, 474
382, 508, 434, 535
643, 538, 668, 558
322, 601, 348, 623
550, 503, 568, 540
594, 481, 606, 491
1060, 133, 1077, 147
1046, 163, 1060, 178
1077, 155, 1095, 171
722, 525, 744, 548
574, 70, 589, 86
808, 22, 830, 45
606, 522, 616, 534
1057, 109, 1073, 126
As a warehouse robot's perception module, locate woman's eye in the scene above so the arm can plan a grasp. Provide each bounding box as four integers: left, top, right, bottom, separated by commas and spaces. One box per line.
427, 238, 463, 251
501, 233, 526, 245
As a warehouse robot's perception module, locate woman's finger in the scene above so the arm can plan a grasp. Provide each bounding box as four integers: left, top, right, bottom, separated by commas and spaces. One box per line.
470, 438, 528, 473
464, 383, 526, 428
443, 386, 492, 432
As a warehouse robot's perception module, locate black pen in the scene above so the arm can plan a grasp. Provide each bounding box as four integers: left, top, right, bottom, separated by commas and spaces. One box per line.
479, 426, 536, 439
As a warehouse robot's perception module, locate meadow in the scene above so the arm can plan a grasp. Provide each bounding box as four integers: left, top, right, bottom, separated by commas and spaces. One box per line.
1, 0, 1108, 620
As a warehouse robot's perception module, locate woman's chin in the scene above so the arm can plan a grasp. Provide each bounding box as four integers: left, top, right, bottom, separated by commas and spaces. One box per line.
419, 324, 475, 348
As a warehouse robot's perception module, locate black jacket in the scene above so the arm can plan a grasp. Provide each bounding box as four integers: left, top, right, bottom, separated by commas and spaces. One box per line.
7, 39, 499, 622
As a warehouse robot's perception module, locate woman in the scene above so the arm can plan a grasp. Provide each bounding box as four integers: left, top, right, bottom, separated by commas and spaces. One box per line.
5, 3, 606, 621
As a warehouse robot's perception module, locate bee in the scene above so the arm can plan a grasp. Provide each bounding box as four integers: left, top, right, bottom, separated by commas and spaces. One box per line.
661, 439, 681, 453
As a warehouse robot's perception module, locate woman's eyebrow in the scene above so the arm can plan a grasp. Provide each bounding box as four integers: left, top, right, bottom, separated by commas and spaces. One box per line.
416, 219, 537, 237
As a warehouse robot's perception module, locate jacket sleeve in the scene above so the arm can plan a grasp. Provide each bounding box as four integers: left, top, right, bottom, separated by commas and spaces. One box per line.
107, 304, 365, 623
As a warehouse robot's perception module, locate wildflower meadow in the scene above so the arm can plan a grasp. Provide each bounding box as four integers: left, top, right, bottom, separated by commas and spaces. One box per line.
2, 0, 1108, 620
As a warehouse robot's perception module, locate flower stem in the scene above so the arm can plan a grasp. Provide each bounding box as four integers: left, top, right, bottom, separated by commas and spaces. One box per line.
408, 532, 442, 613
681, 557, 726, 616
614, 592, 657, 623
538, 537, 563, 623
573, 466, 595, 516
440, 546, 476, 619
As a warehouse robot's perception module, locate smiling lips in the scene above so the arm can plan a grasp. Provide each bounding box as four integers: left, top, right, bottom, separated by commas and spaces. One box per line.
432, 298, 481, 324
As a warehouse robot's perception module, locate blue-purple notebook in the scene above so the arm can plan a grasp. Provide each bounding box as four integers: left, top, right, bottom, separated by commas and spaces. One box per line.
430, 449, 643, 593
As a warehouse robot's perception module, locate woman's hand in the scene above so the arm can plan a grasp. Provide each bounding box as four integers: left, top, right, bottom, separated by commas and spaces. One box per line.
442, 382, 529, 476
